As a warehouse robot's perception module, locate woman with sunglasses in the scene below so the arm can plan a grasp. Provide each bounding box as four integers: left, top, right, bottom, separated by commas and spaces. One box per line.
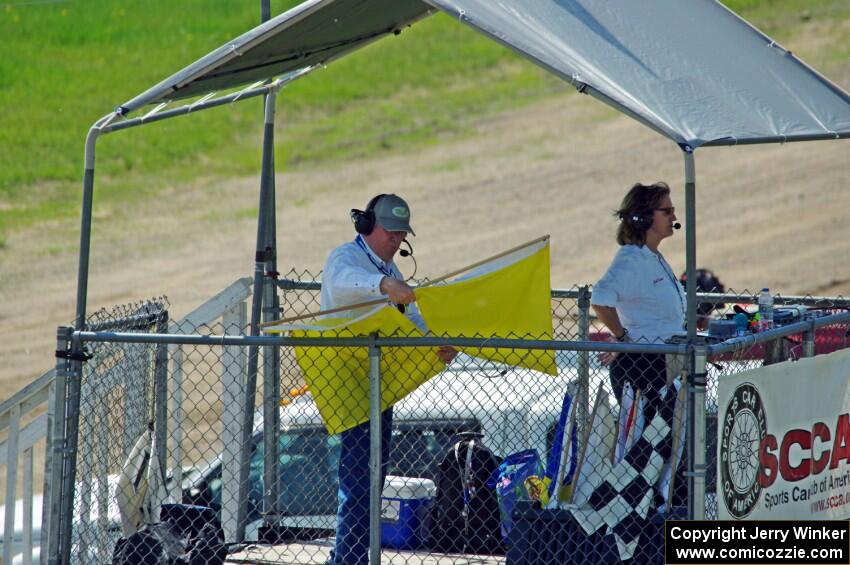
591, 181, 685, 404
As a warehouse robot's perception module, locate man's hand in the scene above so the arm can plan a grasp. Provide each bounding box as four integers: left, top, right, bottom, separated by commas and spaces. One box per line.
380, 277, 416, 305
436, 346, 458, 365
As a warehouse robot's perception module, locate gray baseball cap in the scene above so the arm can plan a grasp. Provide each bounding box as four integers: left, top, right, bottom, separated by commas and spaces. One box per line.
374, 194, 415, 235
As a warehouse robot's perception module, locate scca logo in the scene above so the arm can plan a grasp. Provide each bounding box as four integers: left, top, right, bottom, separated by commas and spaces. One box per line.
758, 414, 850, 486
720, 382, 767, 518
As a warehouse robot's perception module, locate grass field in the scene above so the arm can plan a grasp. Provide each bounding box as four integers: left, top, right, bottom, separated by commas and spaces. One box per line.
0, 0, 847, 248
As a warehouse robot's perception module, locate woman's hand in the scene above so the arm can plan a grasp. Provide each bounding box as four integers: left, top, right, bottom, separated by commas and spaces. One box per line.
592, 304, 626, 366
598, 348, 619, 366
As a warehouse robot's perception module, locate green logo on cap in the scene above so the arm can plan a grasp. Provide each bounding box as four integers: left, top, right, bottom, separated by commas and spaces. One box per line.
391, 206, 409, 218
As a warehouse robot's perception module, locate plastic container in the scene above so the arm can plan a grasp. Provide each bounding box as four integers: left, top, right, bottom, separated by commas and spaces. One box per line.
380, 475, 436, 549
758, 288, 774, 331
708, 319, 737, 339
774, 305, 807, 326
506, 501, 687, 564
733, 312, 749, 336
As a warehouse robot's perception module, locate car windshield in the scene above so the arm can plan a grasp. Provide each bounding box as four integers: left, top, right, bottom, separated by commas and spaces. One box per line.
203, 419, 479, 522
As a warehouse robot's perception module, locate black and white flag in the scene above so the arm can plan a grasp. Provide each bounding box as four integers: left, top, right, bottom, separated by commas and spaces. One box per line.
568, 379, 679, 560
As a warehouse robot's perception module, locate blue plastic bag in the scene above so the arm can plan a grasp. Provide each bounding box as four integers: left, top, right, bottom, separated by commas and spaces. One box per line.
486, 449, 544, 541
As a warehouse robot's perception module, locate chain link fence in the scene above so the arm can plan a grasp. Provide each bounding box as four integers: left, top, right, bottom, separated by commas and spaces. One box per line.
49, 272, 850, 564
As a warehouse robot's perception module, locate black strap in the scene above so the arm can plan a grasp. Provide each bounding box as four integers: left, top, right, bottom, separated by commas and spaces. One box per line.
55, 348, 92, 362
455, 439, 476, 549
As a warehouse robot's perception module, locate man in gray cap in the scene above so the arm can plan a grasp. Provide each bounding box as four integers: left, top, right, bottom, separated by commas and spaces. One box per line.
322, 194, 455, 565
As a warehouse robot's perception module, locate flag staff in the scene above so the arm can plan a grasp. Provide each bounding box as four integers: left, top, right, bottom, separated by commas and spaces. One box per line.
260, 234, 550, 327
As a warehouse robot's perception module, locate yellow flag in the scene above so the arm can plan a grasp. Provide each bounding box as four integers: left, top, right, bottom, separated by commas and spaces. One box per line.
283, 307, 445, 435
416, 238, 556, 375
265, 236, 556, 434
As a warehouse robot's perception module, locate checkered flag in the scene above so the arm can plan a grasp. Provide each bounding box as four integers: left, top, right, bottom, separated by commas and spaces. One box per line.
569, 380, 679, 560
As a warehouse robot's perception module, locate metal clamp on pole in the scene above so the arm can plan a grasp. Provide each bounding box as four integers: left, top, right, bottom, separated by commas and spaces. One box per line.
689, 345, 708, 520
368, 334, 382, 565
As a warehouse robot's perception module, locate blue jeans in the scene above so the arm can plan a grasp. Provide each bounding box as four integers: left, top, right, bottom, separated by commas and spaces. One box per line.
329, 408, 393, 565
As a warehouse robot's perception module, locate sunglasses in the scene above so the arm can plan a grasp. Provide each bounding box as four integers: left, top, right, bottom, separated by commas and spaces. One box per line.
655, 207, 675, 216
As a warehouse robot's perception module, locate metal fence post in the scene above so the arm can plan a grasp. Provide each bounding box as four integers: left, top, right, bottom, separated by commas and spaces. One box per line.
58, 339, 85, 562
169, 347, 184, 502
802, 321, 816, 358
368, 335, 382, 565
690, 345, 708, 520
576, 285, 591, 431
222, 302, 248, 543
46, 327, 72, 565
153, 312, 170, 516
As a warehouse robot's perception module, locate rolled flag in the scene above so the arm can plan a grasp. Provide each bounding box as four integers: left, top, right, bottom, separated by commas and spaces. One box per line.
116, 423, 170, 536
116, 426, 153, 536
545, 384, 578, 507
570, 382, 615, 506
615, 382, 635, 464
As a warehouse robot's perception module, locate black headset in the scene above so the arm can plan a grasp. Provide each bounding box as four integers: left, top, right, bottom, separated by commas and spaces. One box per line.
350, 193, 386, 236
619, 209, 654, 231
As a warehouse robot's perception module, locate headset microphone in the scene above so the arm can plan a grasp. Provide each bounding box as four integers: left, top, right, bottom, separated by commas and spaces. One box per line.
673, 222, 682, 230
399, 239, 413, 258
399, 239, 417, 281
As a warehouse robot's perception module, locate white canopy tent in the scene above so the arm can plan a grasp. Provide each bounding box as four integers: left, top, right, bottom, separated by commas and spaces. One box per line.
118, 0, 850, 147
59, 0, 849, 558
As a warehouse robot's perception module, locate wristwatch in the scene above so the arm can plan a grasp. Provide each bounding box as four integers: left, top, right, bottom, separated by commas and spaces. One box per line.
615, 328, 629, 342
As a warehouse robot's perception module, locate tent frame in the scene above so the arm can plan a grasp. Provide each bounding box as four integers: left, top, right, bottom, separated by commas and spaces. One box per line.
57, 0, 849, 559
63, 78, 705, 553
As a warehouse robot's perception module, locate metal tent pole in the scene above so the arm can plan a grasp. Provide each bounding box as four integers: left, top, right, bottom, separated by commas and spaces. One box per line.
238, 89, 280, 542
683, 148, 706, 519
57, 117, 112, 562
683, 149, 697, 344
260, 89, 282, 533
74, 127, 100, 332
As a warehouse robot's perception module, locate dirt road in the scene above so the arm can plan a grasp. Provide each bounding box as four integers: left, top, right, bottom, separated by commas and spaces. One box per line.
1, 84, 848, 399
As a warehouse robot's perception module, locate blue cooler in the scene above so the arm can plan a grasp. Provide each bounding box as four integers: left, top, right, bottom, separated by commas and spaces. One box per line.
380, 475, 436, 549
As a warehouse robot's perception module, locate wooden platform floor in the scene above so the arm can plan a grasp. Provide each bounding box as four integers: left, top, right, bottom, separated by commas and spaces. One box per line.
226, 538, 507, 565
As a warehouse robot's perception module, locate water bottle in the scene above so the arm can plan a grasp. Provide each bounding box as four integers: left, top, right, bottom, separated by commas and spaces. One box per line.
758, 288, 774, 331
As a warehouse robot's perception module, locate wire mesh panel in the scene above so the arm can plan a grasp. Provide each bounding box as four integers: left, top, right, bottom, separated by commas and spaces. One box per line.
68, 299, 168, 564
57, 280, 850, 564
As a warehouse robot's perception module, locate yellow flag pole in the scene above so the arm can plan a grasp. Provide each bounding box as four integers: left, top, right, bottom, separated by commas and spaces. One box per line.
258, 297, 388, 327
260, 234, 550, 328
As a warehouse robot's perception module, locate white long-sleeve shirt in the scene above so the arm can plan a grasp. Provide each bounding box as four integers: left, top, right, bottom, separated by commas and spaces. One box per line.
591, 244, 685, 343
320, 235, 426, 331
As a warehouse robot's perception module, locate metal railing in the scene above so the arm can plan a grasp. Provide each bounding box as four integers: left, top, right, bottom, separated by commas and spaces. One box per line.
0, 277, 253, 565
5, 273, 849, 564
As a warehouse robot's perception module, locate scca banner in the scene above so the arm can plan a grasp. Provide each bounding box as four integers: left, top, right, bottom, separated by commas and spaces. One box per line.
266, 237, 556, 434
717, 348, 850, 520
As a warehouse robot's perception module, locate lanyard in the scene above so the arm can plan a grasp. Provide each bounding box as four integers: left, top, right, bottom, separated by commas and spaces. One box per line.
355, 235, 396, 278
656, 253, 686, 327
